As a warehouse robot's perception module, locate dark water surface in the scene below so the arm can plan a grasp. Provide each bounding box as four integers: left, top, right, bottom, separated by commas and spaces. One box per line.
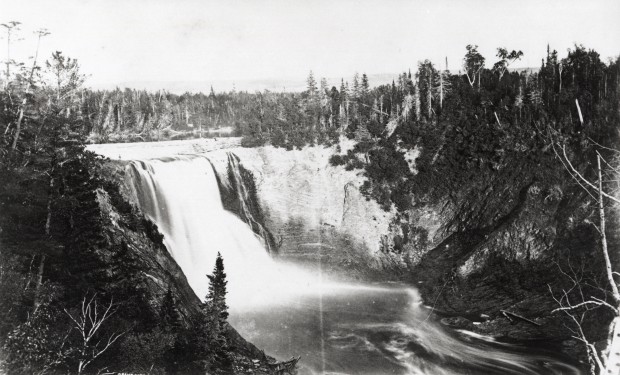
230, 283, 581, 375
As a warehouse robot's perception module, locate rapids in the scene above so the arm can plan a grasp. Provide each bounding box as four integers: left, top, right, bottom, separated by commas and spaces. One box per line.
126, 154, 581, 375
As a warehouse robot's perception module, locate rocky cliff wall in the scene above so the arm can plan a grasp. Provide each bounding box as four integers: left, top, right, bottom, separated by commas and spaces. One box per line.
207, 144, 409, 274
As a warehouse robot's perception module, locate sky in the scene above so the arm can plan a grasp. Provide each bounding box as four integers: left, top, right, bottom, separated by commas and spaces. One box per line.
1, 0, 619, 91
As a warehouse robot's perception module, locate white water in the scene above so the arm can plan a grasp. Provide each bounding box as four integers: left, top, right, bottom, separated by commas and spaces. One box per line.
126, 154, 581, 375
127, 155, 354, 307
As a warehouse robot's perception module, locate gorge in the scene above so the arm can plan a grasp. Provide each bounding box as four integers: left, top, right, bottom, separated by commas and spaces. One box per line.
89, 138, 584, 374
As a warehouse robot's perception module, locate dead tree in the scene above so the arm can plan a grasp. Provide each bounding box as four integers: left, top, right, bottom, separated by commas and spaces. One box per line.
549, 132, 620, 374
548, 260, 617, 374
1, 21, 21, 85
63, 295, 125, 374
10, 28, 50, 152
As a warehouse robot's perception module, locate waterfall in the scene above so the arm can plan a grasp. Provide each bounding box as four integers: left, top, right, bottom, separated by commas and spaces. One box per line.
126, 155, 321, 307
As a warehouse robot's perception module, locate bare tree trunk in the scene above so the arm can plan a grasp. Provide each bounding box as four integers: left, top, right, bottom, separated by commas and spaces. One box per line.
45, 177, 54, 235
35, 172, 54, 311
427, 67, 432, 119
558, 64, 563, 110
439, 73, 443, 110
465, 72, 475, 87
33, 255, 46, 311
605, 317, 620, 373
10, 31, 47, 152
598, 155, 620, 303
10, 105, 25, 150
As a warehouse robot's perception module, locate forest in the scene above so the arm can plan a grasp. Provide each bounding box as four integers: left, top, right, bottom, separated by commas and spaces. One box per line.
1, 16, 620, 374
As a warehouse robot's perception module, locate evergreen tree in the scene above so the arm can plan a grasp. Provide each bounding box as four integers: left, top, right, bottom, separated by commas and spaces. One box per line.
306, 71, 317, 97
207, 252, 229, 325
361, 73, 370, 98
160, 287, 183, 332
352, 73, 360, 101
417, 60, 436, 120
194, 252, 232, 373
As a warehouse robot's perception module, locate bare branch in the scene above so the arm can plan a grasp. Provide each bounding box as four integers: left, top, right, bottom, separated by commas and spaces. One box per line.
561, 145, 620, 205
551, 300, 617, 314
64, 294, 123, 374
597, 154, 620, 304
548, 139, 598, 201
588, 137, 620, 155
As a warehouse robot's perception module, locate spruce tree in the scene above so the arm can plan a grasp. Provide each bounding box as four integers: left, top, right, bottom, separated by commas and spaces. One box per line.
340, 79, 347, 102
160, 287, 183, 332
206, 252, 229, 324
306, 71, 317, 97
361, 73, 370, 97
202, 252, 231, 372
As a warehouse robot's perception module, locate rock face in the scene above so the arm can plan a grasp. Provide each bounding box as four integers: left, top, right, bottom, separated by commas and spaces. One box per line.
207, 144, 401, 274
97, 161, 200, 320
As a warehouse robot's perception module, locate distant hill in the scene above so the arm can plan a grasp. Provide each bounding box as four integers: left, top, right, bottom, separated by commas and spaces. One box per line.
89, 68, 539, 95
90, 73, 403, 94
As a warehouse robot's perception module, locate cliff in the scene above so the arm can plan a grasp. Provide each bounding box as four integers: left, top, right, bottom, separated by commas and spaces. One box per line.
207, 143, 407, 276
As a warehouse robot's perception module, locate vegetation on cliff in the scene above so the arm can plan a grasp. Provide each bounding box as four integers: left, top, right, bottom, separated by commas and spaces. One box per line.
0, 23, 270, 374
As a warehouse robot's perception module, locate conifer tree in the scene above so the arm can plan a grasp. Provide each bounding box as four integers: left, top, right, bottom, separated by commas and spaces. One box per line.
361, 73, 370, 98
206, 252, 229, 324
306, 71, 317, 97
352, 73, 360, 101
160, 287, 183, 332
199, 252, 231, 372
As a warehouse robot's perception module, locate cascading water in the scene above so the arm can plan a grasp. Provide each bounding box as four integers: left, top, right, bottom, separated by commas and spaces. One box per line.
127, 155, 325, 307
126, 153, 581, 375
225, 153, 277, 253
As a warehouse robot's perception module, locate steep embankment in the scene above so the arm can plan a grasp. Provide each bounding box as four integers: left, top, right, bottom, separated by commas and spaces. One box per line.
96, 160, 275, 371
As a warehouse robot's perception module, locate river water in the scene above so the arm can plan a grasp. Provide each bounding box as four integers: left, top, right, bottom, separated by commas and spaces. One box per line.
229, 281, 580, 375
126, 154, 581, 375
